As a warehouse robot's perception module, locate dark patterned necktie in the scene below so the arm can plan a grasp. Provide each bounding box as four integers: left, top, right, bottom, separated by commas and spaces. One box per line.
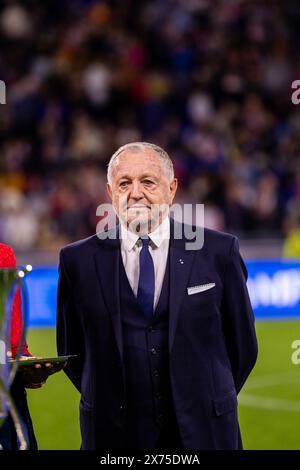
137, 236, 155, 319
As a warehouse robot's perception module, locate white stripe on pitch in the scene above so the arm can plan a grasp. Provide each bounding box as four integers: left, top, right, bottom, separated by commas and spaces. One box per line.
244, 371, 300, 390
239, 394, 300, 413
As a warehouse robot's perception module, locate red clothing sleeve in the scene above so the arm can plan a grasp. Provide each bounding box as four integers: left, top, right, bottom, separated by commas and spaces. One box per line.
0, 243, 31, 357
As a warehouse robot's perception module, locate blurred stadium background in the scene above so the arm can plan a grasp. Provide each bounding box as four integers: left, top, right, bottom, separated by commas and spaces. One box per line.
1, 0, 300, 450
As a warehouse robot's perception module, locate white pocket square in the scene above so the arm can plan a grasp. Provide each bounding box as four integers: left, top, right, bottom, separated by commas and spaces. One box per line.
187, 283, 216, 295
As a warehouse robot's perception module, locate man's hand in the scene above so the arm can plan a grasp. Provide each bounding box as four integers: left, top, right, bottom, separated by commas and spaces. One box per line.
18, 355, 53, 388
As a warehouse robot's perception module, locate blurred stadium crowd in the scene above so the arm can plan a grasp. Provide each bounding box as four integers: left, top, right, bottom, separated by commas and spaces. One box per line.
0, 0, 300, 253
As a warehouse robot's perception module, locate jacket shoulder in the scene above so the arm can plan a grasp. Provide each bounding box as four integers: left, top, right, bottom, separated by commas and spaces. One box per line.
59, 225, 118, 262
201, 227, 239, 258
203, 227, 237, 246
176, 218, 237, 248
59, 234, 100, 260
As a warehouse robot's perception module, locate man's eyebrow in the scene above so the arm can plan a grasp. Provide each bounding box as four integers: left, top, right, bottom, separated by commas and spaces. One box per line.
140, 174, 158, 180
118, 174, 158, 181
118, 175, 131, 181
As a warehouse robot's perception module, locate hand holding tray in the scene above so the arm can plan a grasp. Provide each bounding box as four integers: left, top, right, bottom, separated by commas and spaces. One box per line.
10, 355, 77, 385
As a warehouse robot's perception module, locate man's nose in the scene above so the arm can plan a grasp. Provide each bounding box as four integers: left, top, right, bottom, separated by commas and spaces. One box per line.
130, 181, 143, 199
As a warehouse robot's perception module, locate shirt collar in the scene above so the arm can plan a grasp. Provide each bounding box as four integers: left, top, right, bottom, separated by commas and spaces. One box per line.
119, 222, 139, 251
120, 215, 170, 251
148, 214, 170, 248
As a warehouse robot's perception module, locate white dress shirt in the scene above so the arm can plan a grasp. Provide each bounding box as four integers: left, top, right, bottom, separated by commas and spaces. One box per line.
119, 216, 170, 311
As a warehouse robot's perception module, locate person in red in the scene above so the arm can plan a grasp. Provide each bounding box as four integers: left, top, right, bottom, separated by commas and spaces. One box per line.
0, 243, 38, 449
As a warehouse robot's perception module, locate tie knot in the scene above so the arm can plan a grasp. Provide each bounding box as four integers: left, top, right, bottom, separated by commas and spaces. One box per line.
140, 236, 150, 247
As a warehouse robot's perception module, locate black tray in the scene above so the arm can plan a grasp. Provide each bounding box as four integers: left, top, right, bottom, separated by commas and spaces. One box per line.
10, 355, 77, 384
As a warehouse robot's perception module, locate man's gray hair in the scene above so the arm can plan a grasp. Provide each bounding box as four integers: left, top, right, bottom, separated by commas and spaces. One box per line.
107, 142, 174, 184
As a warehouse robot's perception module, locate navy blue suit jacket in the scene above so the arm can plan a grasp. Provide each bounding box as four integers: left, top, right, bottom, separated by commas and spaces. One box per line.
56, 218, 258, 449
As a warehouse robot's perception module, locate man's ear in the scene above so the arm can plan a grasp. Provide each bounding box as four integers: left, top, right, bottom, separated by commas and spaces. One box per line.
106, 183, 112, 200
169, 178, 178, 203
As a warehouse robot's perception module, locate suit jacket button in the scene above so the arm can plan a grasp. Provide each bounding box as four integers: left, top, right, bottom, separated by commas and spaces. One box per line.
150, 347, 157, 355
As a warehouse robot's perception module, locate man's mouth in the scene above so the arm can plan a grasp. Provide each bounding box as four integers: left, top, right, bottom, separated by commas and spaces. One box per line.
127, 205, 150, 210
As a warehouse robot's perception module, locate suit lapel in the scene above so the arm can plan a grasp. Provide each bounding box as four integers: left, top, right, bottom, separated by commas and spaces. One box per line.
169, 219, 197, 354
94, 226, 124, 362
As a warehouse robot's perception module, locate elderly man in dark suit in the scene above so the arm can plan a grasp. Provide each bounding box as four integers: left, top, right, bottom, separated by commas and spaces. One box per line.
56, 142, 258, 450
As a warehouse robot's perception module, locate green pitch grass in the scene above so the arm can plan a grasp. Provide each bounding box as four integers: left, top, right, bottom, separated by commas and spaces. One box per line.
26, 321, 300, 450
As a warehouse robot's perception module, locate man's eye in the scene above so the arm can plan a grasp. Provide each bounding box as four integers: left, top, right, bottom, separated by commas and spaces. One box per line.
143, 180, 155, 186
119, 182, 129, 188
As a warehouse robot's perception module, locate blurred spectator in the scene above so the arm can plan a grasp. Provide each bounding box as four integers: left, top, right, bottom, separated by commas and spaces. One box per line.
282, 205, 300, 259
0, 188, 39, 249
0, 0, 299, 251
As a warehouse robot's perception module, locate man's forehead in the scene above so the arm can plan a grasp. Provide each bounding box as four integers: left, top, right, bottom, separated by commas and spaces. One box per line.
113, 150, 162, 171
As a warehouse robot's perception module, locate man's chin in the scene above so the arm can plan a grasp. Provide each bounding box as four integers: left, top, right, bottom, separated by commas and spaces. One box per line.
123, 216, 157, 235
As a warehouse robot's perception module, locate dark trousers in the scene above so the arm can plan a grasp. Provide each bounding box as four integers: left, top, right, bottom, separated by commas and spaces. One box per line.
155, 422, 182, 450
122, 411, 182, 450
